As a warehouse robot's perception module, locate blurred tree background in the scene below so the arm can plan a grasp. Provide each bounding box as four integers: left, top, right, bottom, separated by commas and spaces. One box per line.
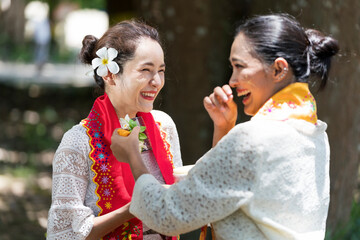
0, 0, 359, 239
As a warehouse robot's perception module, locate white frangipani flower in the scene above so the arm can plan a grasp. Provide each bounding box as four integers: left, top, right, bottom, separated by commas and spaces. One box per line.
91, 47, 120, 77
119, 114, 131, 130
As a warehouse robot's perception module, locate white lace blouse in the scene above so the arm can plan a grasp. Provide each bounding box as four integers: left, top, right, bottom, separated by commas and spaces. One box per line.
130, 119, 330, 240
46, 110, 182, 240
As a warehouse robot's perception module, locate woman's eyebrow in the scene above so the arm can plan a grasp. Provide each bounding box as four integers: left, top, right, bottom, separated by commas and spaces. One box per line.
140, 62, 166, 68
229, 57, 244, 63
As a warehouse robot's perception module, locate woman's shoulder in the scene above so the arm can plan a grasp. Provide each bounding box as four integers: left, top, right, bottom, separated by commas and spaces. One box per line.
230, 119, 279, 134
57, 123, 89, 152
151, 110, 176, 127
63, 123, 88, 140
228, 120, 295, 143
228, 119, 326, 148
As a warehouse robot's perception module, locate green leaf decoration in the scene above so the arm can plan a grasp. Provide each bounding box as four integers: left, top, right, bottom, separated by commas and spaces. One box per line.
139, 126, 146, 133
139, 132, 147, 140
128, 119, 138, 129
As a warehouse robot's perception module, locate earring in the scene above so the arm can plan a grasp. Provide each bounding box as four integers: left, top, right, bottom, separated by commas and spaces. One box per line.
279, 67, 288, 79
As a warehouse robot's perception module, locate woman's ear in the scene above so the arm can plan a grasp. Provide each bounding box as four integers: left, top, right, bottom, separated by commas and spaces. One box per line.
102, 72, 116, 86
272, 57, 289, 83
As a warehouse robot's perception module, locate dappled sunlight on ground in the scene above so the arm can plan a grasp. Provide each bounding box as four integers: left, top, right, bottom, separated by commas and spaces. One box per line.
0, 80, 95, 239
0, 172, 51, 239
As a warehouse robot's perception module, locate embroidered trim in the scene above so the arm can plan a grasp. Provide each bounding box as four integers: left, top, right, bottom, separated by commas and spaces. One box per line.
118, 222, 141, 240
252, 82, 317, 124
82, 109, 113, 215
156, 121, 174, 168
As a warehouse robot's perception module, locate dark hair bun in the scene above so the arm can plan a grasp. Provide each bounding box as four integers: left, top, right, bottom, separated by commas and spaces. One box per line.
305, 29, 339, 89
306, 29, 339, 59
79, 35, 98, 64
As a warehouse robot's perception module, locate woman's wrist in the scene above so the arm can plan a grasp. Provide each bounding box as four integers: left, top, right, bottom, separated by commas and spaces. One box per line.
127, 151, 149, 180
212, 122, 235, 147
115, 203, 133, 220
214, 121, 235, 132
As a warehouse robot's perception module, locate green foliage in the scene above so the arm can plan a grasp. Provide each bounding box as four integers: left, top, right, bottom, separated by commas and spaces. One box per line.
139, 132, 147, 140
0, 82, 94, 153
128, 118, 138, 129
0, 36, 34, 63
40, 0, 106, 10
73, 0, 106, 9
326, 201, 360, 240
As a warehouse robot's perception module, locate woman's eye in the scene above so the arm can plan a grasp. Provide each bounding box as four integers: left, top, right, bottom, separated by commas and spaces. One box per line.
159, 69, 165, 73
235, 64, 244, 68
142, 68, 150, 72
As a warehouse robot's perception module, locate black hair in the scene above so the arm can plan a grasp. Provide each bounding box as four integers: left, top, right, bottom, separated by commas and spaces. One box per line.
235, 13, 339, 90
79, 20, 162, 89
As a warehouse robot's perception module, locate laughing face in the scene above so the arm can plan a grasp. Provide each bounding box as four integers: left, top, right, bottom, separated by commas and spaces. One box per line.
109, 37, 165, 118
229, 33, 278, 116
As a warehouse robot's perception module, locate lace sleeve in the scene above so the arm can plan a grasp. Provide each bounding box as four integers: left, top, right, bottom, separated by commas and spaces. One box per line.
130, 124, 258, 236
152, 110, 182, 168
47, 126, 94, 239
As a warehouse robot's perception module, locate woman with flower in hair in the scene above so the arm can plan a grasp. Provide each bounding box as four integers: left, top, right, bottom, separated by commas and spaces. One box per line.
47, 20, 182, 240
111, 13, 339, 240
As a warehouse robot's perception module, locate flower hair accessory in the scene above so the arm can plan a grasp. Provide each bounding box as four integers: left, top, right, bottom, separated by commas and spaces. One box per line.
91, 47, 120, 77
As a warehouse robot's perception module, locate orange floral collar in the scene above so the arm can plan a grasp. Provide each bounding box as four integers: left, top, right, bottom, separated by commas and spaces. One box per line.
252, 82, 317, 124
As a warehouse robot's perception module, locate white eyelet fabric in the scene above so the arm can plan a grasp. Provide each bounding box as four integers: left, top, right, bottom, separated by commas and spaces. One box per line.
130, 119, 330, 240
47, 110, 182, 239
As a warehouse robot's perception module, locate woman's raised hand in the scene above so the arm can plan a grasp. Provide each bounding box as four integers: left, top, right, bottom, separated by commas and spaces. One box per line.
203, 85, 238, 129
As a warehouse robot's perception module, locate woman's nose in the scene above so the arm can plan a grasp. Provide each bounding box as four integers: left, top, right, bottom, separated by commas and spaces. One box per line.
229, 73, 238, 88
151, 73, 162, 87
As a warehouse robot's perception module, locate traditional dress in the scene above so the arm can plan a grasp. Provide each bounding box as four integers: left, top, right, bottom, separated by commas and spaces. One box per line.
47, 94, 182, 240
130, 82, 330, 240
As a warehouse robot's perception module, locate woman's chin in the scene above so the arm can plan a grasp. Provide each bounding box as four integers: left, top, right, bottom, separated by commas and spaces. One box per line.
138, 105, 153, 113
244, 107, 255, 116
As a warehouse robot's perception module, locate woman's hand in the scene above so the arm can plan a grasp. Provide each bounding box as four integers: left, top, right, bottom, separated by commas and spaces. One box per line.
110, 126, 149, 180
204, 85, 238, 129
86, 203, 133, 240
204, 85, 238, 146
110, 126, 140, 164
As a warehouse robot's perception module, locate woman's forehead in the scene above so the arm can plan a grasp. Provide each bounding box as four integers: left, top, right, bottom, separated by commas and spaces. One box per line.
231, 34, 251, 52
133, 38, 164, 62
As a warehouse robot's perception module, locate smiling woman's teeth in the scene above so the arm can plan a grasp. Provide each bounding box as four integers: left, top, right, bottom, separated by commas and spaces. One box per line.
237, 90, 250, 97
142, 92, 156, 97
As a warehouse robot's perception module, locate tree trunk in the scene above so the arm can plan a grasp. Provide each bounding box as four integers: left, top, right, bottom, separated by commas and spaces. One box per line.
106, 0, 136, 25
309, 0, 360, 230
0, 0, 26, 44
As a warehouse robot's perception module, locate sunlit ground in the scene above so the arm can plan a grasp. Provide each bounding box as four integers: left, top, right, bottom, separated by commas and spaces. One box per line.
0, 75, 95, 239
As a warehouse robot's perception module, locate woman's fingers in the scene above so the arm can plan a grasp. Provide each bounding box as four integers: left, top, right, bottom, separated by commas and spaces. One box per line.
212, 86, 234, 112
222, 84, 233, 96
130, 126, 139, 135
111, 126, 140, 162
214, 86, 229, 103
204, 85, 237, 117
203, 96, 216, 110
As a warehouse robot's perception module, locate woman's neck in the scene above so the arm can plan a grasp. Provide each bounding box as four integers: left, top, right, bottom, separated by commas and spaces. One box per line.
106, 92, 137, 119
115, 108, 137, 119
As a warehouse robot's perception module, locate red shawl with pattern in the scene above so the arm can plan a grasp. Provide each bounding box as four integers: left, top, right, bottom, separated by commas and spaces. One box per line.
82, 93, 176, 240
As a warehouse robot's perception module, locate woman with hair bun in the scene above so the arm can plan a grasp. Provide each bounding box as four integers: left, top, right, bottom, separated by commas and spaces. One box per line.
47, 20, 182, 240
111, 13, 339, 239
